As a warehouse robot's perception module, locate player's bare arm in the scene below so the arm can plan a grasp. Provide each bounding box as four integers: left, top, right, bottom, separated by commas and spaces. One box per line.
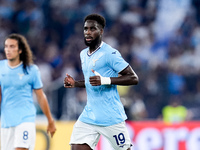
64, 73, 85, 88
34, 89, 56, 138
114, 65, 139, 85
90, 65, 139, 86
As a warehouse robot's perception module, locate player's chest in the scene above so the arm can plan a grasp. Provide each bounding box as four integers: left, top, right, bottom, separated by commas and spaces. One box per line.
0, 69, 31, 88
81, 53, 105, 72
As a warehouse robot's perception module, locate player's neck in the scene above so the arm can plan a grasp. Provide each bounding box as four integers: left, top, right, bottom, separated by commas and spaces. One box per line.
89, 39, 102, 51
8, 59, 22, 68
88, 41, 103, 55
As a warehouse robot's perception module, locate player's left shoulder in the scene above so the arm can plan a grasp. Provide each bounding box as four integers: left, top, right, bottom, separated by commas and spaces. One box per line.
105, 45, 120, 56
28, 64, 39, 72
103, 42, 117, 53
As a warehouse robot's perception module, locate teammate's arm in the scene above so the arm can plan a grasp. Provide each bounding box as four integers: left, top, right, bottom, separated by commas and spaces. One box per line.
64, 73, 85, 88
34, 88, 56, 137
90, 65, 139, 86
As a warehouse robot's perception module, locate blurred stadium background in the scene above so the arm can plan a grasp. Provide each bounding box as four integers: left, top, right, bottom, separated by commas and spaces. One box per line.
1, 0, 200, 149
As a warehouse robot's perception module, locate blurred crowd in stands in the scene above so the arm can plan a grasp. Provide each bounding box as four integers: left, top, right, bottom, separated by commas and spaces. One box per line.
1, 0, 200, 122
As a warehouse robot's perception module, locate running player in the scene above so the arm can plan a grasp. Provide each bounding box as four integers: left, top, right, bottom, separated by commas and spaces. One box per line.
64, 14, 139, 150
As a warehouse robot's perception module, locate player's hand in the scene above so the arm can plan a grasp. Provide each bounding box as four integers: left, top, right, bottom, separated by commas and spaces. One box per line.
47, 120, 56, 138
89, 69, 101, 86
64, 73, 75, 88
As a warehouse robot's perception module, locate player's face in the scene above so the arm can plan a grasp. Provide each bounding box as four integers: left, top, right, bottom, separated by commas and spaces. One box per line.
84, 20, 102, 47
4, 39, 21, 61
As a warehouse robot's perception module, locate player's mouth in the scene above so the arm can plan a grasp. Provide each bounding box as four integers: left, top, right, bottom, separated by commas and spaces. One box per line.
85, 37, 93, 42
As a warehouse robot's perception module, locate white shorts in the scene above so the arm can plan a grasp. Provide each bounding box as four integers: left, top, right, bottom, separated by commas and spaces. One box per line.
70, 120, 132, 150
1, 122, 36, 150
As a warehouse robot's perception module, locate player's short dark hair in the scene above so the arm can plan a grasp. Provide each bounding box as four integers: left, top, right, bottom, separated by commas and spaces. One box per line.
84, 14, 106, 29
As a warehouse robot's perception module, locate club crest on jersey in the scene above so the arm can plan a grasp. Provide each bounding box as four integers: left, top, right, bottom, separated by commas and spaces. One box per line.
92, 59, 98, 66
18, 73, 24, 80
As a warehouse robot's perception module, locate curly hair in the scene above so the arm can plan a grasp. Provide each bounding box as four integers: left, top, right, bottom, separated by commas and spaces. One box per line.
6, 33, 33, 74
84, 13, 106, 29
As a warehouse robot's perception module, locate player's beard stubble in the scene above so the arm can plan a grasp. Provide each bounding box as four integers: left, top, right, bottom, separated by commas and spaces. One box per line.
84, 35, 101, 49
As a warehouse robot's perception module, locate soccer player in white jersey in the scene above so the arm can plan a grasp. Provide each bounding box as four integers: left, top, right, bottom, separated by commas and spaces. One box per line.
0, 33, 56, 150
64, 14, 139, 150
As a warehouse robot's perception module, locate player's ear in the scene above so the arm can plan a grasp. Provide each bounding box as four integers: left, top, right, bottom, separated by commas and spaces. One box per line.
18, 49, 22, 54
100, 29, 104, 38
100, 28, 104, 35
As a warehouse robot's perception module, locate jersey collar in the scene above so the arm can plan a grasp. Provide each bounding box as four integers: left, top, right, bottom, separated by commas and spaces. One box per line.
7, 61, 23, 69
87, 42, 104, 56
